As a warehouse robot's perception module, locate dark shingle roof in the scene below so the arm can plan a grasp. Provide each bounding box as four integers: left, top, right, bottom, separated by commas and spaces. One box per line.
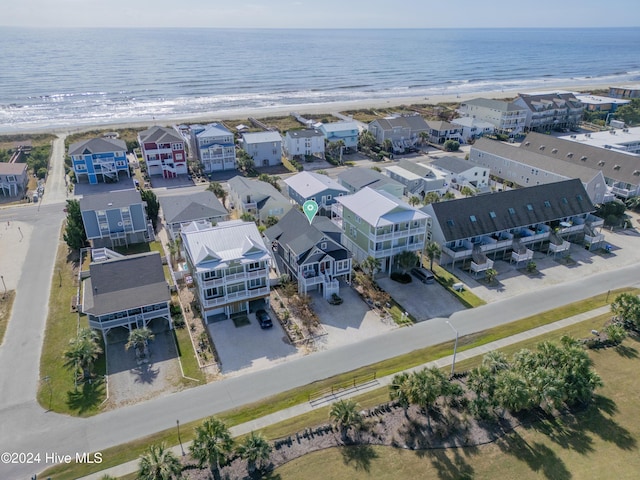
338, 167, 404, 191
138, 126, 182, 144
83, 252, 169, 316
427, 179, 594, 242
80, 189, 142, 212
429, 156, 476, 174
68, 137, 127, 156
159, 191, 227, 224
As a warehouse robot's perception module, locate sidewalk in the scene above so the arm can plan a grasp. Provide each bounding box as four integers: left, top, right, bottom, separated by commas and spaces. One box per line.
79, 304, 609, 479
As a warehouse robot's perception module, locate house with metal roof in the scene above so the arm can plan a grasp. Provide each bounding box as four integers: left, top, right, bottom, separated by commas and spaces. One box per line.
181, 220, 272, 320
82, 251, 172, 340
68, 137, 130, 185
283, 129, 325, 160
337, 167, 405, 198
159, 191, 229, 241
284, 171, 349, 216
264, 209, 351, 299
240, 131, 283, 167
0, 162, 28, 197
227, 176, 292, 224
80, 190, 153, 248
318, 121, 360, 151
192, 123, 237, 172
332, 187, 430, 273
469, 137, 609, 204
138, 126, 187, 178
422, 179, 603, 272
456, 98, 528, 136
519, 132, 640, 199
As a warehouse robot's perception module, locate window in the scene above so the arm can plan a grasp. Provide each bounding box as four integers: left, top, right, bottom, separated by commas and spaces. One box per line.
526, 204, 533, 211
489, 211, 496, 219
508, 208, 516, 215
544, 201, 551, 207
248, 278, 265, 289
470, 215, 477, 222
561, 197, 568, 204
247, 262, 261, 271
205, 287, 222, 299
355, 215, 362, 224
349, 226, 357, 237
576, 194, 583, 202
446, 219, 455, 226
320, 242, 327, 250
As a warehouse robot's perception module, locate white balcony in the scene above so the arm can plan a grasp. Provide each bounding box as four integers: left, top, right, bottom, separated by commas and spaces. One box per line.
471, 257, 494, 273
549, 240, 571, 254
511, 248, 533, 264
202, 286, 269, 308
585, 232, 605, 246
374, 225, 425, 242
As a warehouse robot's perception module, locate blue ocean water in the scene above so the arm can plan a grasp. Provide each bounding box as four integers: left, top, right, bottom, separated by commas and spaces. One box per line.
0, 27, 639, 132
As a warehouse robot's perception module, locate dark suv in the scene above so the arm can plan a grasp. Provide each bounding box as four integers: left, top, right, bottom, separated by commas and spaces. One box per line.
411, 267, 435, 284
255, 309, 273, 329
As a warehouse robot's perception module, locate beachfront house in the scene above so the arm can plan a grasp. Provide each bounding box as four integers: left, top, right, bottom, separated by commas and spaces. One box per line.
138, 126, 187, 178
367, 114, 429, 153
450, 117, 495, 143
337, 167, 405, 198
264, 209, 352, 299
227, 176, 292, 224
559, 127, 640, 156
159, 191, 229, 242
428, 156, 490, 190
0, 162, 28, 197
423, 179, 602, 272
332, 187, 430, 273
240, 131, 283, 167
608, 85, 640, 99
519, 132, 640, 199
456, 98, 528, 136
424, 120, 462, 145
284, 171, 349, 216
181, 220, 272, 321
470, 137, 609, 204
513, 91, 584, 133
68, 137, 130, 185
82, 251, 172, 341
384, 159, 448, 197
283, 129, 325, 160
318, 121, 360, 152
80, 190, 153, 248
575, 94, 630, 113
192, 123, 237, 172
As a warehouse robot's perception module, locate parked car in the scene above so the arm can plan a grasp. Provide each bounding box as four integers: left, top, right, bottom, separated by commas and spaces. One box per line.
255, 309, 273, 329
410, 267, 434, 284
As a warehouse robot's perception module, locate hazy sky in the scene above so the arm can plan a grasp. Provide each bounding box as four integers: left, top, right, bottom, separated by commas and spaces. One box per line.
2, 0, 639, 29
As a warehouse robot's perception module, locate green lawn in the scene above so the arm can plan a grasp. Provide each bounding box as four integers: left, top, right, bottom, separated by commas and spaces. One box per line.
173, 326, 205, 384
430, 262, 486, 308
0, 290, 16, 346
37, 241, 107, 416
38, 289, 638, 480
274, 331, 640, 480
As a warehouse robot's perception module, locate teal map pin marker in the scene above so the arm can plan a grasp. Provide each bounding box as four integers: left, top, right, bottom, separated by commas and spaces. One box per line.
303, 200, 318, 224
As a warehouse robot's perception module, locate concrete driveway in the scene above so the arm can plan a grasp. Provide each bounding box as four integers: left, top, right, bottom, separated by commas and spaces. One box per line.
310, 285, 395, 350
209, 310, 300, 376
377, 274, 465, 322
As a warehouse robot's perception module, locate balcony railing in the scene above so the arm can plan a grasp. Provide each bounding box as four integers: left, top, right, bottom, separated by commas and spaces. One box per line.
202, 286, 269, 308
373, 225, 425, 242
202, 269, 268, 287
370, 242, 424, 258
89, 308, 170, 330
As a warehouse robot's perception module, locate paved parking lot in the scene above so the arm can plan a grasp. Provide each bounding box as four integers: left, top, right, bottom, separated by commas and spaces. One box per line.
377, 274, 465, 322
208, 311, 301, 376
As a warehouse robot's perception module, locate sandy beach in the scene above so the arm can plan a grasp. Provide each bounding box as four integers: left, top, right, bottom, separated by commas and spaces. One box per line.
6, 82, 614, 136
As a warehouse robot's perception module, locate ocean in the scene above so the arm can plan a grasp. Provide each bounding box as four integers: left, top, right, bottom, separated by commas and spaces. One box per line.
0, 27, 639, 133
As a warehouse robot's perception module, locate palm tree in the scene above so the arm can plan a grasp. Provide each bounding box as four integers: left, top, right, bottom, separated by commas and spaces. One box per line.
395, 250, 417, 275
138, 443, 182, 480
460, 185, 475, 197
625, 195, 640, 211
485, 268, 498, 283
236, 431, 272, 474
494, 371, 531, 414
126, 327, 154, 360
207, 181, 227, 205
424, 241, 441, 271
611, 292, 640, 328
329, 399, 364, 442
482, 351, 509, 374
382, 139, 393, 153
442, 191, 456, 200
63, 328, 103, 381
190, 417, 234, 478
408, 195, 421, 206
407, 368, 446, 427
360, 255, 381, 280
389, 372, 411, 417
422, 191, 440, 205
358, 130, 376, 150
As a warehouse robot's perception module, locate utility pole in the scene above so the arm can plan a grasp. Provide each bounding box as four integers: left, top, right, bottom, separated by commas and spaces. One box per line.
445, 320, 459, 376
176, 419, 185, 456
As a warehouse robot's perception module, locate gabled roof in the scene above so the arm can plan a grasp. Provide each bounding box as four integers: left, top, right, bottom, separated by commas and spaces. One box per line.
264, 209, 350, 262
460, 98, 526, 112
450, 117, 495, 129
68, 137, 127, 156
227, 176, 289, 205
516, 91, 582, 110
0, 162, 27, 175
429, 156, 479, 175
284, 171, 349, 198
396, 159, 437, 178
472, 137, 602, 184
196, 122, 233, 138
241, 131, 282, 144
337, 167, 404, 192
426, 120, 457, 131
83, 252, 169, 316
370, 115, 429, 132
138, 126, 182, 144
80, 189, 142, 212
519, 132, 640, 185
426, 179, 594, 242
182, 220, 270, 270
336, 187, 429, 227
159, 191, 227, 224
285, 129, 324, 139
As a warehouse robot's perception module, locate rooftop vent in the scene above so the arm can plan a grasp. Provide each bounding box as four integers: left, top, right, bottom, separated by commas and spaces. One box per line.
539, 145, 546, 150
551, 148, 558, 154
580, 156, 587, 161
567, 152, 574, 158
598, 161, 605, 166
614, 165, 621, 170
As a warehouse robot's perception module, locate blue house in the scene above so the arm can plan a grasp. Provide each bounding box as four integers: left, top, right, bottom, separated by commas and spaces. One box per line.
80, 190, 152, 248
69, 137, 130, 185
283, 171, 349, 216
318, 121, 360, 152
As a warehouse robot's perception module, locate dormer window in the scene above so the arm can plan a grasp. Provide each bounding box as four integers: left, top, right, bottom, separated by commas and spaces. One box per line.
526, 204, 534, 211
544, 201, 551, 207
567, 152, 574, 158
580, 156, 587, 161
508, 208, 516, 215
551, 148, 558, 154
470, 215, 477, 222
539, 145, 545, 151
614, 165, 621, 170
598, 161, 605, 166
489, 211, 496, 219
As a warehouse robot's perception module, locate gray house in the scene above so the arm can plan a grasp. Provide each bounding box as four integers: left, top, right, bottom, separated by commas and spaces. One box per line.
80, 190, 152, 248
264, 209, 352, 299
385, 159, 448, 197
240, 131, 283, 167
227, 176, 292, 224
0, 162, 28, 197
82, 251, 172, 341
338, 167, 405, 198
367, 114, 429, 152
159, 191, 229, 241
284, 171, 349, 216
